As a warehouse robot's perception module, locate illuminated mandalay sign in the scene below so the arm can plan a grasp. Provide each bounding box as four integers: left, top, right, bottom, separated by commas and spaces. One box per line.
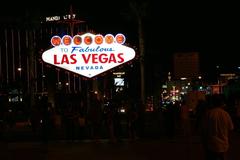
42, 33, 136, 78
45, 14, 76, 22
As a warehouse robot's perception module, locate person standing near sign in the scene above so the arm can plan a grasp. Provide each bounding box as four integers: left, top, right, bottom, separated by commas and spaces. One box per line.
88, 92, 103, 143
201, 94, 234, 160
179, 100, 191, 136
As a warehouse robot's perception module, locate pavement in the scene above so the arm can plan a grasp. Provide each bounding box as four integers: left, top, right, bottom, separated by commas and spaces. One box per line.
0, 114, 239, 160
0, 132, 240, 160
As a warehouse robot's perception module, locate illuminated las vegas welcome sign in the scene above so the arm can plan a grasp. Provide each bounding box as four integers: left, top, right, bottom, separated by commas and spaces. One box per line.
42, 33, 136, 78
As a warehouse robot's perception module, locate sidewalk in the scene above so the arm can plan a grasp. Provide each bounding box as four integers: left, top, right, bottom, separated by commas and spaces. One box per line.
1, 137, 203, 160
1, 133, 240, 160
1, 125, 239, 160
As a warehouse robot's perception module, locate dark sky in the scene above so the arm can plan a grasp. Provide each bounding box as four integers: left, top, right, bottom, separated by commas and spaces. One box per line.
1, 1, 240, 74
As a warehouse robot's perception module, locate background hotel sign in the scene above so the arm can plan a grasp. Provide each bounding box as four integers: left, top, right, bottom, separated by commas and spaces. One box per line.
42, 33, 136, 78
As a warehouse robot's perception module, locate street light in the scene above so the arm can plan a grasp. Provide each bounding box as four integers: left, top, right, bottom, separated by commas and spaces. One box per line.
17, 67, 22, 79
17, 67, 23, 103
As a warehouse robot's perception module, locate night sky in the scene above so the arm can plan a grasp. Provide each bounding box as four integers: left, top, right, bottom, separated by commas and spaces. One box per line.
1, 1, 240, 77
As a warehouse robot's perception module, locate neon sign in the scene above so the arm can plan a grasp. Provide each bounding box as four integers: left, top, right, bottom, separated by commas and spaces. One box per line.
45, 14, 76, 22
42, 33, 136, 78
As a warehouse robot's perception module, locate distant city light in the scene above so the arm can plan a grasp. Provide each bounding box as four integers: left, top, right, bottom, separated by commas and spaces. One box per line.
120, 108, 125, 113
162, 85, 167, 88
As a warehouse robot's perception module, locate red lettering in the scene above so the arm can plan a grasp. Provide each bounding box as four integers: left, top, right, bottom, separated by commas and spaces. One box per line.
108, 53, 117, 63
82, 54, 91, 63
99, 53, 108, 63
54, 54, 77, 64
61, 54, 69, 64
117, 53, 124, 63
92, 54, 98, 63
54, 54, 60, 64
70, 54, 77, 64
81, 53, 125, 64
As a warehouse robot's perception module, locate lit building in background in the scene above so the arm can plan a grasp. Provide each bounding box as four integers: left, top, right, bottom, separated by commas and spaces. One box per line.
0, 14, 87, 96
173, 52, 200, 80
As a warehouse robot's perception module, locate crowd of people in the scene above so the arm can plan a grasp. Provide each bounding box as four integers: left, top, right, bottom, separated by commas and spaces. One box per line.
4, 92, 143, 143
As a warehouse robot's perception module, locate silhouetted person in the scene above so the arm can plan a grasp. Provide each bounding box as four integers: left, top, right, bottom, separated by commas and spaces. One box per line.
64, 104, 77, 141
30, 103, 41, 137
195, 98, 208, 135
88, 92, 102, 143
179, 100, 190, 136
105, 100, 117, 143
201, 94, 234, 160
234, 98, 240, 132
77, 100, 86, 140
165, 102, 177, 138
40, 97, 52, 143
127, 104, 139, 141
